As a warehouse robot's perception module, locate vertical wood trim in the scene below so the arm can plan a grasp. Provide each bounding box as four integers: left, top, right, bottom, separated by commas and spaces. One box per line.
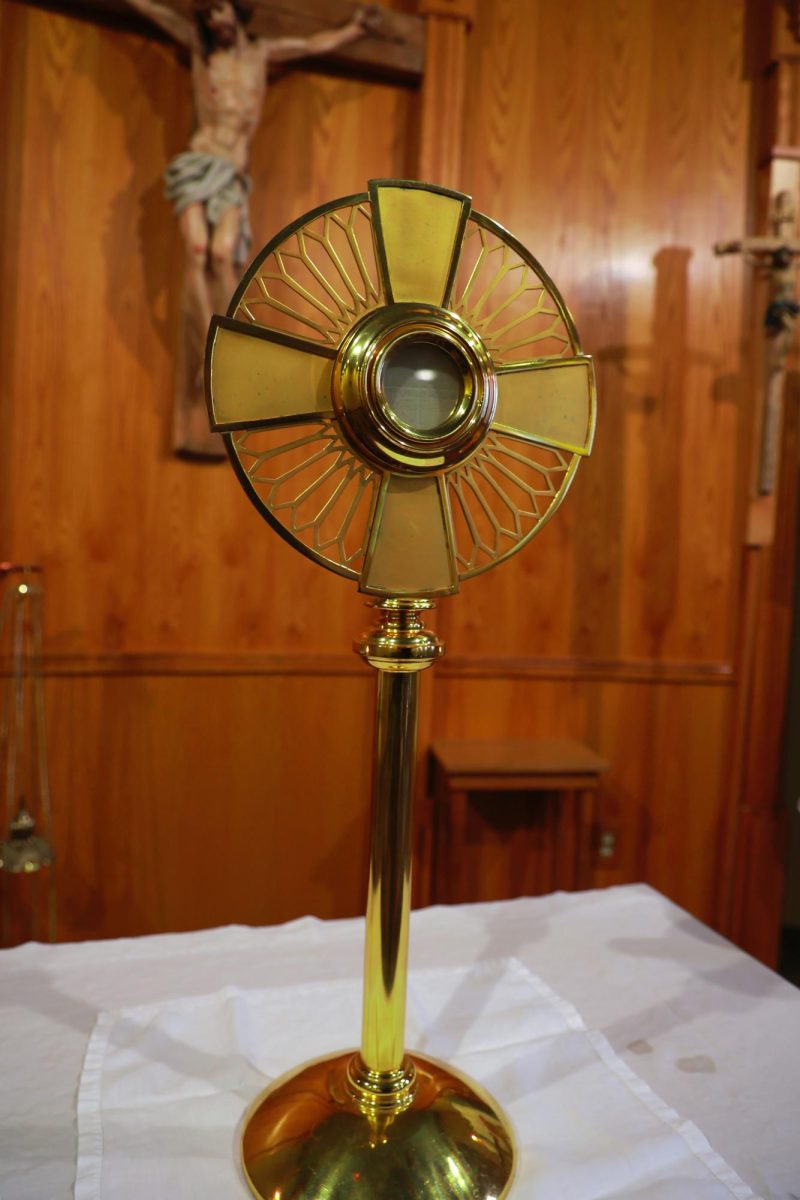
722, 0, 800, 962
0, 0, 27, 558
412, 0, 473, 903
417, 0, 473, 187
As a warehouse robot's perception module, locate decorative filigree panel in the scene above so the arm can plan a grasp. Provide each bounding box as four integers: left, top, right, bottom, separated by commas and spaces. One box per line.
233, 200, 383, 346
451, 217, 575, 366
233, 421, 377, 575
448, 435, 574, 575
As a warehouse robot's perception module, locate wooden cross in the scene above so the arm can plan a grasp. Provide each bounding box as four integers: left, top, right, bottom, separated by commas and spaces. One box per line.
17, 0, 423, 457
21, 0, 424, 81
715, 190, 800, 497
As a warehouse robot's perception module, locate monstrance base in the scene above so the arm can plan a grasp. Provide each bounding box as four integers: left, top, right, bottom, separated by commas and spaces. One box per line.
241, 1050, 516, 1199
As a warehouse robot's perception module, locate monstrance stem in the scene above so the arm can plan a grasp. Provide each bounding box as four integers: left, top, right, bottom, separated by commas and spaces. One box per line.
350, 598, 443, 1108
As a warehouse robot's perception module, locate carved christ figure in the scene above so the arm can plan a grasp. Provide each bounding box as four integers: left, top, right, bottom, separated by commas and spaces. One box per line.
127, 0, 376, 332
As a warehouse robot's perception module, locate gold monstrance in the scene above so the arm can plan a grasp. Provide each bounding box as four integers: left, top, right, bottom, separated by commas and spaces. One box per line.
205, 180, 596, 1200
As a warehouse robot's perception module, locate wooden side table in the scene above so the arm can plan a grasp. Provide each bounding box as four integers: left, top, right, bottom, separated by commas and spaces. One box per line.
427, 739, 609, 905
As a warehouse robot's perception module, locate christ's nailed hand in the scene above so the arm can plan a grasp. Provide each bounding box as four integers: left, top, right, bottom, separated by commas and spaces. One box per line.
355, 4, 385, 33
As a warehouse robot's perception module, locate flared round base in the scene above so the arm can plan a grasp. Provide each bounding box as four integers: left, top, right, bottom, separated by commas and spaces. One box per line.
241, 1050, 516, 1200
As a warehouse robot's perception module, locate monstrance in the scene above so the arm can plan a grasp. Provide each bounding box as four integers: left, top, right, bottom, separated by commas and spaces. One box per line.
205, 180, 595, 1200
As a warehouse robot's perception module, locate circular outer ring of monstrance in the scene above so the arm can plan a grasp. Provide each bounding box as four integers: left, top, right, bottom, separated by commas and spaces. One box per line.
205, 180, 596, 598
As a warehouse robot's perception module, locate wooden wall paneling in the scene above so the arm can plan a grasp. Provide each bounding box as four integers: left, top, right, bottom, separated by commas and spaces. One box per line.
430, 674, 733, 927
1, 2, 415, 659
449, 0, 747, 668
409, 0, 752, 937
0, 0, 769, 944
0, 1, 417, 942
0, 1, 25, 560
719, 1, 800, 963
34, 670, 375, 941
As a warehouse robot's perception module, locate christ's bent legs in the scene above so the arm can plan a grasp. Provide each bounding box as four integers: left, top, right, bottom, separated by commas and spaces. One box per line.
209, 204, 242, 311
178, 202, 213, 333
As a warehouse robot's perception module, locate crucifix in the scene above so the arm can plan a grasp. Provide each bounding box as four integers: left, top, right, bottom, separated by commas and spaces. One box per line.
115, 0, 422, 458
28, 0, 422, 457
715, 190, 800, 508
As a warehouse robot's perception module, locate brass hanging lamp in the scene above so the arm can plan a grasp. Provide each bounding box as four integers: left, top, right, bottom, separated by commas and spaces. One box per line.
205, 180, 595, 1200
0, 564, 56, 943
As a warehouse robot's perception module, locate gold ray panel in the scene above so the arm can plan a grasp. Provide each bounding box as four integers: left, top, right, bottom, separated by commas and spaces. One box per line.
361, 475, 458, 596
207, 318, 335, 432
447, 433, 576, 577
494, 356, 596, 456
369, 181, 470, 307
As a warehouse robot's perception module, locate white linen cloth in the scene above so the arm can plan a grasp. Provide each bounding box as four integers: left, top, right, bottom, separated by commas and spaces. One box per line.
75, 955, 759, 1200
2, 887, 798, 1199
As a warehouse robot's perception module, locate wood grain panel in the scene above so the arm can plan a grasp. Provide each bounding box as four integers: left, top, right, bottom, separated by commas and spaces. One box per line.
0, 2, 414, 660
430, 675, 733, 926
452, 0, 747, 667
0, 0, 764, 945
715, 4, 800, 963
0, 672, 375, 941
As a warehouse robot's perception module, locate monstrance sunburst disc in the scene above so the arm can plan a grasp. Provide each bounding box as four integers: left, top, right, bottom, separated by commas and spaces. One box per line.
205, 180, 596, 1200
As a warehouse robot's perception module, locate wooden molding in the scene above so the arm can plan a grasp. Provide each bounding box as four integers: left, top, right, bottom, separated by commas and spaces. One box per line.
417, 0, 471, 185
2, 650, 736, 684
439, 656, 735, 685
28, 651, 366, 678
418, 0, 476, 27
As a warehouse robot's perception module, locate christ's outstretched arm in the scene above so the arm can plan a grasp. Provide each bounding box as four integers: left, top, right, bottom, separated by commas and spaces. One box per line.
266, 6, 380, 64
124, 0, 198, 50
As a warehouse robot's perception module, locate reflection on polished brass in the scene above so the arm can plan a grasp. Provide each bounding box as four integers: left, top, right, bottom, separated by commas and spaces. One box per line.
241, 1050, 515, 1200
356, 602, 440, 1081
206, 180, 597, 1200
236, 599, 517, 1198
331, 303, 496, 477
206, 180, 595, 591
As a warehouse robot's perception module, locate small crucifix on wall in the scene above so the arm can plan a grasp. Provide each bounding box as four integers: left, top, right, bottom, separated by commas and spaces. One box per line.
117, 0, 421, 458
715, 190, 800, 503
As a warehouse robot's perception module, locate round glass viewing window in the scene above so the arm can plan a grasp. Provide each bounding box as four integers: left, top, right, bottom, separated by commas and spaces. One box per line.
380, 340, 464, 434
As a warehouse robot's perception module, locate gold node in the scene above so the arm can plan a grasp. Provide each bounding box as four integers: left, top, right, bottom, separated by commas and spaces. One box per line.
356, 598, 443, 672
346, 1052, 418, 1112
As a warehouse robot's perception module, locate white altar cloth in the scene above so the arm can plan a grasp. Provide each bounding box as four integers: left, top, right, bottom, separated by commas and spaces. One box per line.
0, 885, 798, 1199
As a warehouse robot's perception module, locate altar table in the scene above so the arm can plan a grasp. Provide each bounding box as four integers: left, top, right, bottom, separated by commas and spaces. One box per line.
0, 885, 797, 1199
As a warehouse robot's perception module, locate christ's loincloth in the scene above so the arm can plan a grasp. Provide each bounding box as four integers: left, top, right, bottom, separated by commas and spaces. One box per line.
164, 150, 253, 266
